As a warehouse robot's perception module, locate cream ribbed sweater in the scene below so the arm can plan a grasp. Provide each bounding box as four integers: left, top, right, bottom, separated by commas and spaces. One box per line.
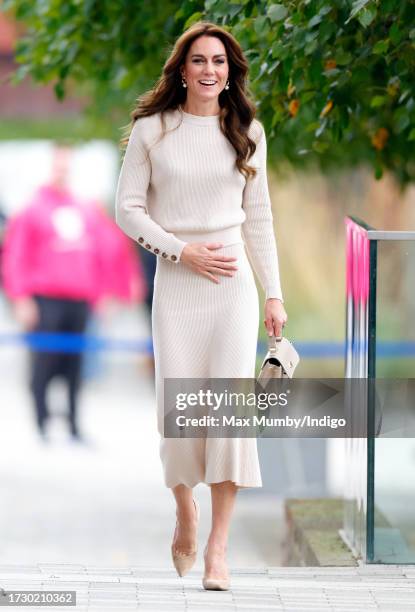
115, 107, 283, 301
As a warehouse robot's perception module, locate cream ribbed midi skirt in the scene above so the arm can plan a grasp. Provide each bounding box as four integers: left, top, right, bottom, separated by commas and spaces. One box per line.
152, 231, 262, 489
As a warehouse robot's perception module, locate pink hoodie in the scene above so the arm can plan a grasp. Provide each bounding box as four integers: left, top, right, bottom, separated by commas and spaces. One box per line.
2, 184, 146, 305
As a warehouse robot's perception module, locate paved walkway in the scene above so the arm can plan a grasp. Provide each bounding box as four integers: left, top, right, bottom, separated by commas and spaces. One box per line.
0, 563, 415, 611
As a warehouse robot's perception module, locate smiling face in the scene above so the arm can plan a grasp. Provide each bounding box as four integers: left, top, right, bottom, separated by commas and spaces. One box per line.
181, 35, 229, 103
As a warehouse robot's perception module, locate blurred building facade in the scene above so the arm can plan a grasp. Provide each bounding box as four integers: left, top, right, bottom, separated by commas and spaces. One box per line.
0, 13, 85, 119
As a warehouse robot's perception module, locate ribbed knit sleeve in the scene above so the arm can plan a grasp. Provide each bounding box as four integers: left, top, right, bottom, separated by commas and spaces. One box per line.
241, 122, 284, 302
115, 119, 188, 263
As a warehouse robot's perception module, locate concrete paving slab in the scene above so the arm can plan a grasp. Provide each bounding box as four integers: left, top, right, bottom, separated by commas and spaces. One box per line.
2, 564, 415, 611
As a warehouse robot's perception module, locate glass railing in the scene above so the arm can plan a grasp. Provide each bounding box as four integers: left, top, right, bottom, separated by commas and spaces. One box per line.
344, 216, 415, 563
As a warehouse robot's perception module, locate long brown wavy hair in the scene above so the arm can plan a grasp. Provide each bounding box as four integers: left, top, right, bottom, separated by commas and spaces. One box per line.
121, 21, 260, 179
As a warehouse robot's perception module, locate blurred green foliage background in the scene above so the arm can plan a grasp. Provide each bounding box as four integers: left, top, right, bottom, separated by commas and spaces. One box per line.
2, 0, 415, 185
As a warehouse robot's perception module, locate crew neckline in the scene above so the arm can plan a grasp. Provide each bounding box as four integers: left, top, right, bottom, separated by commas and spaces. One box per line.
177, 106, 220, 126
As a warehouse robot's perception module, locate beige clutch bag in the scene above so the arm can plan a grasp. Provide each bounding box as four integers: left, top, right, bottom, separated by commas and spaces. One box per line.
258, 334, 300, 380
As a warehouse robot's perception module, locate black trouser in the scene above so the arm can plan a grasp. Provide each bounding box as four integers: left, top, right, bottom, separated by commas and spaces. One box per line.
30, 295, 90, 432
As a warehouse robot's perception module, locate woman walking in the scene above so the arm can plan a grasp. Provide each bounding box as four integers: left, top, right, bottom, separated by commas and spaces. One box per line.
116, 21, 287, 590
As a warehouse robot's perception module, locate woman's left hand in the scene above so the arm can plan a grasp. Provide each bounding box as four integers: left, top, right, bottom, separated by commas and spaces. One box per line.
263, 298, 288, 338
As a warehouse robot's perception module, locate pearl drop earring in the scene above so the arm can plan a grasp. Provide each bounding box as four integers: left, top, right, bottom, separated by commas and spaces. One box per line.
181, 77, 187, 88
225, 80, 230, 90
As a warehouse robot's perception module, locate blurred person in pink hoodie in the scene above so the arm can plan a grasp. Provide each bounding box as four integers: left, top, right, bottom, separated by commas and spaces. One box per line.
2, 144, 145, 441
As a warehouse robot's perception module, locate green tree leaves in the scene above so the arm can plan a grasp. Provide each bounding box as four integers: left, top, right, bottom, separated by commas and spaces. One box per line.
2, 0, 415, 185
200, 0, 415, 186
267, 4, 288, 22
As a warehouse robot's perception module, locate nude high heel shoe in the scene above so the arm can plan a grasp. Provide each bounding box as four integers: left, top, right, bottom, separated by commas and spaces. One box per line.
171, 498, 200, 577
202, 545, 230, 591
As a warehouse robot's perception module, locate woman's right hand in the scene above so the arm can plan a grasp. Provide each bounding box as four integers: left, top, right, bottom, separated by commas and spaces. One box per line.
180, 242, 238, 283
14, 297, 39, 331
